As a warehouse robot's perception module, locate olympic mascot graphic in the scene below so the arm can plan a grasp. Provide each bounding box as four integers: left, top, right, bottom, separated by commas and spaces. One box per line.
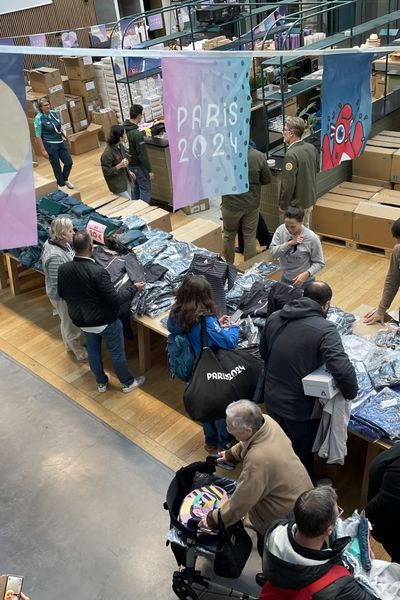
322, 102, 366, 170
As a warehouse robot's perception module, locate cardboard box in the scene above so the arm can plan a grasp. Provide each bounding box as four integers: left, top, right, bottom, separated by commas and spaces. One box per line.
367, 138, 400, 149
319, 193, 363, 206
34, 172, 58, 197
395, 183, 400, 191
61, 75, 70, 95
391, 149, 400, 182
47, 89, 66, 109
312, 198, 357, 239
65, 94, 86, 122
26, 90, 44, 117
352, 175, 392, 189
139, 207, 172, 232
372, 189, 400, 208
69, 79, 98, 102
352, 146, 394, 181
172, 219, 222, 254
353, 202, 400, 248
92, 109, 118, 141
68, 123, 102, 155
82, 97, 101, 121
335, 181, 383, 194
324, 186, 373, 200
181, 199, 210, 215
380, 130, 400, 138
302, 366, 339, 399
29, 67, 62, 93
63, 56, 95, 81
72, 118, 89, 133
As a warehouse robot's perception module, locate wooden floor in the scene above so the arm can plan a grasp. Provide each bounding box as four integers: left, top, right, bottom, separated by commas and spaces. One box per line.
1, 146, 395, 560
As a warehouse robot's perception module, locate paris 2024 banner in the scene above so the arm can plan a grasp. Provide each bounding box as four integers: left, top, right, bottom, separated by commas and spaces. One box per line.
162, 56, 252, 210
0, 53, 37, 249
321, 52, 372, 171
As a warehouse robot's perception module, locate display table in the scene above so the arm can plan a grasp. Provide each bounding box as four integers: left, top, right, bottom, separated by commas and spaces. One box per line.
134, 312, 169, 373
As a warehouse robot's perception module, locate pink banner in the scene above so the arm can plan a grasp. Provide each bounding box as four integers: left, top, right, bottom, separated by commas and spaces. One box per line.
0, 54, 37, 250
162, 56, 252, 210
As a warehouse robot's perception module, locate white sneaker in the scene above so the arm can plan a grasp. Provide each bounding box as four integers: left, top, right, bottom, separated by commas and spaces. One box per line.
64, 180, 74, 189
97, 373, 109, 393
122, 375, 145, 393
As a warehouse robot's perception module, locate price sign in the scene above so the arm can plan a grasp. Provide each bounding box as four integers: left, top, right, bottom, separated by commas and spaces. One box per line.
87, 220, 106, 244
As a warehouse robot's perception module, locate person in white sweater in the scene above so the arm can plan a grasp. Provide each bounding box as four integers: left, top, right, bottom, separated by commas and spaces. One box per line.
41, 217, 87, 361
270, 206, 325, 288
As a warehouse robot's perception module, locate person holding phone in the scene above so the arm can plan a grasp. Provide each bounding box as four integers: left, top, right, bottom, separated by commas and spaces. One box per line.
100, 125, 136, 200
34, 98, 73, 190
167, 274, 240, 452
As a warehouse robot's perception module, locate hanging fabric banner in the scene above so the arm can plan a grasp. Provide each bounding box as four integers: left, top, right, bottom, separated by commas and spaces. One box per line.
0, 54, 37, 250
29, 33, 47, 47
321, 53, 372, 171
162, 56, 252, 210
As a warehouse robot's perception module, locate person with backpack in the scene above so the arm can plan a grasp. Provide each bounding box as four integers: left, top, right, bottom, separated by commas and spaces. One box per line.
259, 486, 378, 600
167, 274, 240, 453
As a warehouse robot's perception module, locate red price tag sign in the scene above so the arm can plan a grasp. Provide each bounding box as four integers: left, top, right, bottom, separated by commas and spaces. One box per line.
87, 220, 107, 244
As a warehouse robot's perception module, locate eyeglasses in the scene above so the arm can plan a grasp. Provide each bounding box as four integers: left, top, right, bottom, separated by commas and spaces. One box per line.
337, 506, 344, 519
283, 127, 291, 132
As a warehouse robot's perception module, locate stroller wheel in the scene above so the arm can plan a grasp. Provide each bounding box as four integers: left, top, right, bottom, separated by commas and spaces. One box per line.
172, 580, 198, 600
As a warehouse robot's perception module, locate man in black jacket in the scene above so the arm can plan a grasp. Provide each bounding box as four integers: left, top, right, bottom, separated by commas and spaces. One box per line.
124, 104, 154, 203
260, 281, 357, 475
58, 231, 145, 394
260, 486, 377, 600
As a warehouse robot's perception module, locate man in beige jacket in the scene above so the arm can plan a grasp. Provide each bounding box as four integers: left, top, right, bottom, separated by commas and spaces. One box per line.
203, 400, 313, 556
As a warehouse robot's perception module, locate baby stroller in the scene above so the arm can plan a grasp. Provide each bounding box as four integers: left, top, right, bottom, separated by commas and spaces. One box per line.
164, 457, 258, 600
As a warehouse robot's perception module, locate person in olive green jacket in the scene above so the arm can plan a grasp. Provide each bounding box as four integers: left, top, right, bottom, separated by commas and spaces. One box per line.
124, 104, 154, 203
279, 116, 320, 228
100, 125, 134, 199
221, 145, 271, 263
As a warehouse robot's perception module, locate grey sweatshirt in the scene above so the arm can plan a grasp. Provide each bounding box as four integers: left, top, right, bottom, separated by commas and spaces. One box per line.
269, 224, 325, 281
41, 240, 75, 300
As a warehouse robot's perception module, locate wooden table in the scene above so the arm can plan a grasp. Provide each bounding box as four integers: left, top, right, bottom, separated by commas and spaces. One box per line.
134, 311, 169, 372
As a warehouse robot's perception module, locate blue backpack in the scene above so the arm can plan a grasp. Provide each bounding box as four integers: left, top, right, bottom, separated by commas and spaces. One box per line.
167, 333, 196, 382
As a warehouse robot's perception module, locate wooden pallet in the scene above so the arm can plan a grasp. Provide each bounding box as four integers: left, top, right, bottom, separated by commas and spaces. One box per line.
319, 235, 392, 258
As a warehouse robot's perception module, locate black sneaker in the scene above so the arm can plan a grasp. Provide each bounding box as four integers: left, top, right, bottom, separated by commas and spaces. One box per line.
256, 573, 267, 587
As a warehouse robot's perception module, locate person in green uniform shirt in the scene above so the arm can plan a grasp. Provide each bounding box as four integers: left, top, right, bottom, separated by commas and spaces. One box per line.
34, 98, 74, 190
279, 116, 319, 228
124, 104, 154, 203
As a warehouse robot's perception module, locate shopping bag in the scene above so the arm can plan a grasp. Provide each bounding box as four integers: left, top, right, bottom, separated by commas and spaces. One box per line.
214, 510, 252, 578
183, 318, 263, 422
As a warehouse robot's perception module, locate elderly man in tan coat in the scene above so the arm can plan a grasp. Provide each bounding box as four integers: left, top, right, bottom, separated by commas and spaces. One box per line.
203, 400, 313, 557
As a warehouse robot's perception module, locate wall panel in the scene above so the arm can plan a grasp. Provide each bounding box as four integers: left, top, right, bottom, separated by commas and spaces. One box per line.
0, 0, 99, 70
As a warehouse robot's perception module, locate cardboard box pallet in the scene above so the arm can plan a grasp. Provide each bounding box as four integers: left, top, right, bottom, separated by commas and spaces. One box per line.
353, 131, 400, 186
313, 186, 400, 249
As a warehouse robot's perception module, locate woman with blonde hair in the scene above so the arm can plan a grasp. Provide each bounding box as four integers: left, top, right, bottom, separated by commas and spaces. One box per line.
41, 217, 87, 361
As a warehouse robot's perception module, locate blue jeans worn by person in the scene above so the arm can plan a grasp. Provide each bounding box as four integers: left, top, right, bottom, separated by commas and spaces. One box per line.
44, 141, 73, 187
130, 165, 151, 203
84, 319, 134, 386
203, 419, 231, 450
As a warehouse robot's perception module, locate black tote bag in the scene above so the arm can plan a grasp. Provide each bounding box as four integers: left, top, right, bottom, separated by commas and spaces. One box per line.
183, 317, 263, 422
213, 510, 253, 579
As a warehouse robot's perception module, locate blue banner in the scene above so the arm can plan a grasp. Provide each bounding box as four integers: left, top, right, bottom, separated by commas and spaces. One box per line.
321, 53, 372, 171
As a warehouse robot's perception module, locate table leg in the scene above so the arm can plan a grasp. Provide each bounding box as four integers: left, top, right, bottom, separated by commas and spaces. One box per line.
136, 321, 151, 373
0, 253, 7, 289
5, 254, 21, 296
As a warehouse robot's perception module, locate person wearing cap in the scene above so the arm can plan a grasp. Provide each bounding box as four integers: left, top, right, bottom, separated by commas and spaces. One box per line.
279, 116, 319, 228
221, 142, 271, 264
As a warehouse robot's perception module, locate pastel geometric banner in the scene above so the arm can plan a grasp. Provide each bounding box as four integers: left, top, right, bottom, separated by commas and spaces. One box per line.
0, 54, 37, 249
162, 56, 252, 210
29, 33, 47, 47
321, 53, 372, 171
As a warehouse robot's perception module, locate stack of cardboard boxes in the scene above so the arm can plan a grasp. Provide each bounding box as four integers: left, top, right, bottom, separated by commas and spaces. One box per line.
352, 131, 400, 188
313, 181, 400, 251
63, 56, 100, 123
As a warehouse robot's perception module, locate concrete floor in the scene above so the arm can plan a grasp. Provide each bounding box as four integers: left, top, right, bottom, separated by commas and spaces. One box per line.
0, 352, 260, 600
